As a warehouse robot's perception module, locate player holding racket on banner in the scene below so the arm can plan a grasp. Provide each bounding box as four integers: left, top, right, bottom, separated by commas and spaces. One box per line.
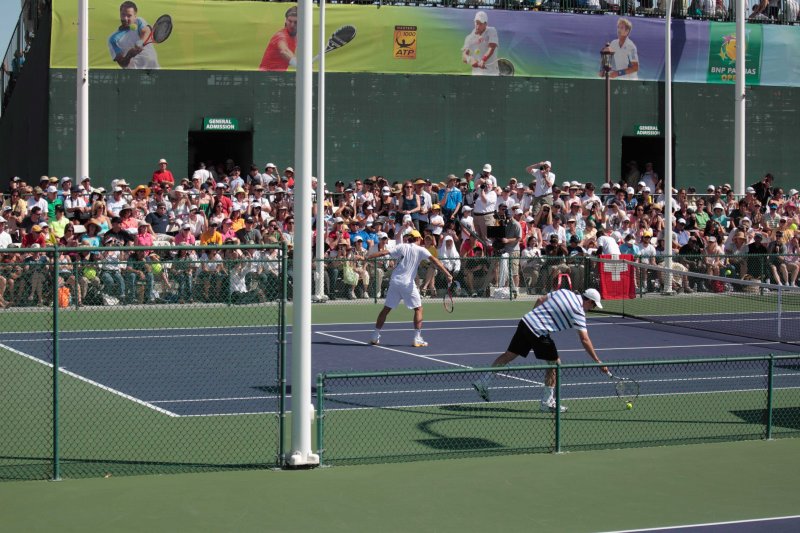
109, 1, 160, 69
368, 230, 452, 348
259, 6, 298, 71
471, 288, 608, 412
461, 11, 499, 76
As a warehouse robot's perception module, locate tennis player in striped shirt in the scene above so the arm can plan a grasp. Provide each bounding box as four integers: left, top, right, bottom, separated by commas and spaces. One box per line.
472, 288, 607, 412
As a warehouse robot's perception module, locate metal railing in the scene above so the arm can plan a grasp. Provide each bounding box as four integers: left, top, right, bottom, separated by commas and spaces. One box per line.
1, 0, 48, 118
0, 243, 289, 481
316, 355, 800, 465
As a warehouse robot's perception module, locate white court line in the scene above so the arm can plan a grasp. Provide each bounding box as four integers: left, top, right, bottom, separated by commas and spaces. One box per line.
0, 342, 178, 417
317, 321, 629, 335
598, 514, 800, 533
0, 323, 279, 337
315, 331, 544, 387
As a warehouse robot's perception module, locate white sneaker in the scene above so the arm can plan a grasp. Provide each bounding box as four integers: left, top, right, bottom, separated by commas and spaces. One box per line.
540, 401, 568, 413
413, 337, 428, 347
369, 333, 380, 345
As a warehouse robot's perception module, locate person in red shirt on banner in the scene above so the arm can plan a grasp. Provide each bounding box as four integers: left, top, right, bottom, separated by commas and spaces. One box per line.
152, 158, 174, 186
259, 6, 298, 71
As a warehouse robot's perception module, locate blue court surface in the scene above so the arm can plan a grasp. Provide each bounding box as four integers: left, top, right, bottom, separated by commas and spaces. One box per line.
1, 315, 798, 417
600, 515, 800, 532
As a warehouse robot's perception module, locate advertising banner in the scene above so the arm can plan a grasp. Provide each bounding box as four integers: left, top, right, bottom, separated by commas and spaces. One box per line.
49, 1, 799, 86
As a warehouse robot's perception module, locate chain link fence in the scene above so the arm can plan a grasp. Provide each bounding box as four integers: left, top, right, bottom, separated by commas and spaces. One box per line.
316, 356, 800, 466
0, 243, 288, 481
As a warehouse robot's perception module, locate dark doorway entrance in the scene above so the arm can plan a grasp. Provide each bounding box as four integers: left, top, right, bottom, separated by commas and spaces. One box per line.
187, 131, 253, 178
620, 136, 674, 187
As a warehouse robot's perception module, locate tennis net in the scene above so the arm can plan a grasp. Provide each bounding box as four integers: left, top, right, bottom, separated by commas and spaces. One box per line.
587, 257, 800, 346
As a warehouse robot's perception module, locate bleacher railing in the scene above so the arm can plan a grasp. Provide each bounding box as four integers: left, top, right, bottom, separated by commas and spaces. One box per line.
1, 0, 48, 118
316, 355, 800, 465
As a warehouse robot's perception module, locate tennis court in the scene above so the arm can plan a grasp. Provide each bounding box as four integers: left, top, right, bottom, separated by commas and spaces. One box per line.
2, 313, 798, 418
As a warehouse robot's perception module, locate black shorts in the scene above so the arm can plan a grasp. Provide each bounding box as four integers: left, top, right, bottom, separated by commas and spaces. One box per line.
506, 320, 559, 361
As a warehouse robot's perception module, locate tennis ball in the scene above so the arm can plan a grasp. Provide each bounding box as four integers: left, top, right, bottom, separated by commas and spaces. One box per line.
151, 263, 163, 275
626, 402, 633, 410
129, 24, 137, 31
83, 267, 97, 280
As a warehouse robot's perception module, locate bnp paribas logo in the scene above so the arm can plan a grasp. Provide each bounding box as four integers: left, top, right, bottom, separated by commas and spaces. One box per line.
707, 23, 761, 85
717, 34, 739, 64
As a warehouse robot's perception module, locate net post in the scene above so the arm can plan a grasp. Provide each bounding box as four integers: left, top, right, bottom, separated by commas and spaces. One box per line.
554, 364, 562, 454
777, 287, 783, 340
316, 373, 325, 465
766, 354, 774, 440
51, 246, 61, 481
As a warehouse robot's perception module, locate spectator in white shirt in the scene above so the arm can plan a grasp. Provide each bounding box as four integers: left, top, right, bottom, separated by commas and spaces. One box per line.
526, 160, 555, 217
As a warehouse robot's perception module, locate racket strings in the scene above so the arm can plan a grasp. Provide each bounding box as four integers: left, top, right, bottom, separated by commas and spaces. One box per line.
152, 16, 172, 43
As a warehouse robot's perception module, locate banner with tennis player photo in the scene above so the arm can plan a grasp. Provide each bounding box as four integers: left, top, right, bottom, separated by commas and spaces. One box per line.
49, 0, 800, 87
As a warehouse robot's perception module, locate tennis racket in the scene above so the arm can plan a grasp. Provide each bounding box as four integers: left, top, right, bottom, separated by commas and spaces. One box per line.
311, 26, 357, 63
498, 58, 515, 77
443, 281, 455, 313
606, 371, 639, 403
325, 25, 357, 53
142, 15, 173, 47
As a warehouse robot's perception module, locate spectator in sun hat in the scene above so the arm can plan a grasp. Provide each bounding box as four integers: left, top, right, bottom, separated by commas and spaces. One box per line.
711, 202, 729, 229
58, 176, 73, 201
27, 186, 48, 214
152, 158, 175, 186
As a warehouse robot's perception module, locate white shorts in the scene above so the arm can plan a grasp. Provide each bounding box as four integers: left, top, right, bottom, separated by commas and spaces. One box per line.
384, 281, 422, 310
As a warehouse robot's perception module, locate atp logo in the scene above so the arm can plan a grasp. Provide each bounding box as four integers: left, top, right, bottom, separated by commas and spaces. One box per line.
393, 26, 417, 60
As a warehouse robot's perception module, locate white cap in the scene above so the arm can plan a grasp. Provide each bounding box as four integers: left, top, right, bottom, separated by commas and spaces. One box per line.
790, 189, 799, 196
465, 168, 473, 175
354, 236, 363, 241
713, 202, 724, 210
462, 205, 473, 211
741, 216, 751, 222
46, 186, 57, 193
626, 187, 634, 194
746, 186, 756, 194
562, 181, 571, 188
601, 183, 611, 189
482, 163, 492, 173
612, 183, 621, 189
334, 217, 344, 223
707, 185, 715, 191
583, 288, 603, 309
513, 206, 523, 213
474, 10, 488, 23
114, 186, 122, 192
61, 176, 72, 183
543, 161, 552, 167
0, 216, 6, 223
677, 218, 686, 224
643, 186, 651, 192
637, 181, 646, 187
403, 214, 413, 222
570, 180, 581, 187
158, 158, 167, 164
181, 223, 191, 230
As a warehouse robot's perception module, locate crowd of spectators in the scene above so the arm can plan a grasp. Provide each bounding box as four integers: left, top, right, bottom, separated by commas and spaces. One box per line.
0, 157, 797, 308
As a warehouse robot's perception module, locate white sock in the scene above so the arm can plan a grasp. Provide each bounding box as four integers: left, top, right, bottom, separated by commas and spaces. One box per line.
415, 329, 422, 339
542, 386, 554, 404
373, 328, 381, 336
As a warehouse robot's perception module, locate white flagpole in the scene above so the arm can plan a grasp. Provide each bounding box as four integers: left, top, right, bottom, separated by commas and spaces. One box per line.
76, 0, 89, 182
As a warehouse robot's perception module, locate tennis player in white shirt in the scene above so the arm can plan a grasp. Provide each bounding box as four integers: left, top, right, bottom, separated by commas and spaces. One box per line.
369, 230, 453, 347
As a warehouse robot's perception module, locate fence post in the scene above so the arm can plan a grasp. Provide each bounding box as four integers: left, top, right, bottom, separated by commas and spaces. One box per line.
554, 364, 562, 454
766, 354, 774, 440
51, 246, 61, 481
316, 374, 325, 465
278, 242, 288, 465
372, 257, 378, 304
507, 254, 513, 300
